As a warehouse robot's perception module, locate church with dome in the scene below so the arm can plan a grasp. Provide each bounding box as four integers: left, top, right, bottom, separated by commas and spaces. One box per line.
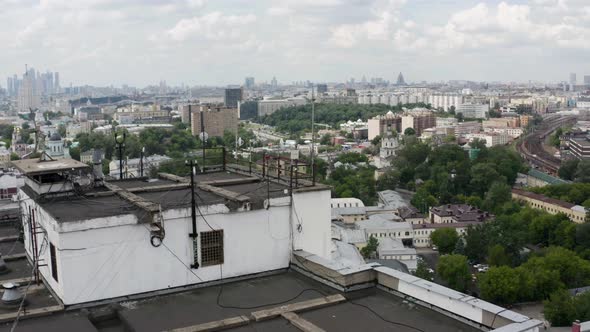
44, 131, 70, 160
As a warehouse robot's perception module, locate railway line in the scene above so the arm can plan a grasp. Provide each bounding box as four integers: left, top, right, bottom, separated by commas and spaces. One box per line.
516, 114, 577, 175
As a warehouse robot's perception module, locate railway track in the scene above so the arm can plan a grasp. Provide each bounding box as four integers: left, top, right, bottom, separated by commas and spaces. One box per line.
516, 114, 577, 174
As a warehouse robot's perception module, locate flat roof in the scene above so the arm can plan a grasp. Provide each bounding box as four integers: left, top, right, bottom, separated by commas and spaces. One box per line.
10, 158, 89, 176
22, 171, 293, 223
0, 271, 479, 332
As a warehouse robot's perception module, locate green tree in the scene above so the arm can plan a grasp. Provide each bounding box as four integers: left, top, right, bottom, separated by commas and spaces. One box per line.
57, 124, 67, 137
479, 266, 521, 305
464, 225, 489, 263
437, 254, 471, 292
575, 160, 590, 183
430, 228, 459, 254
404, 127, 416, 136
320, 133, 332, 145
484, 181, 511, 212
487, 244, 511, 267
69, 146, 81, 161
470, 163, 501, 197
371, 135, 382, 146
559, 159, 579, 180
543, 290, 576, 327
414, 260, 434, 281
361, 236, 379, 259
411, 187, 438, 213
376, 169, 400, 191
9, 153, 19, 161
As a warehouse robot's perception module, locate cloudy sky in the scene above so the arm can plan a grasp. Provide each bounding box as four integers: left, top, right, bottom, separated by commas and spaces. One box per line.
1, 0, 589, 87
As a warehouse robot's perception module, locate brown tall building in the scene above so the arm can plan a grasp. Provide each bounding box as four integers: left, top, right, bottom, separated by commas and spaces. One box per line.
401, 110, 436, 136
189, 106, 238, 138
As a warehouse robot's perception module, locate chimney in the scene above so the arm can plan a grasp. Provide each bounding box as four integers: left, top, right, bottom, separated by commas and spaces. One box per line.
93, 149, 104, 184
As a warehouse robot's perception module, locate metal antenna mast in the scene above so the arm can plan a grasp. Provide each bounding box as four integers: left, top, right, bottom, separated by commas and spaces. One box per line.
310, 84, 315, 181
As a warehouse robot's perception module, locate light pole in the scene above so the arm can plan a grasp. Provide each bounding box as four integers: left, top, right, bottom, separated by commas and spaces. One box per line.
114, 132, 126, 179
140, 147, 145, 178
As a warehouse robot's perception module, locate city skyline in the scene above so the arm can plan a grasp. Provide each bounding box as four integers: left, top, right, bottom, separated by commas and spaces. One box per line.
1, 0, 590, 87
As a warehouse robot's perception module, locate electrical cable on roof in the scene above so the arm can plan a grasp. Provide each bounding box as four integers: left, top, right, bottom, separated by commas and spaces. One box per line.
347, 300, 427, 332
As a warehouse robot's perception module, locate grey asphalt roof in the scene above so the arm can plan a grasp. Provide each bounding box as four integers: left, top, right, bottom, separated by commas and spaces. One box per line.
0, 271, 480, 332
24, 171, 291, 223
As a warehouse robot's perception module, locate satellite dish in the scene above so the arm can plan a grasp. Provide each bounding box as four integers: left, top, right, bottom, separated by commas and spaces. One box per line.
199, 132, 209, 141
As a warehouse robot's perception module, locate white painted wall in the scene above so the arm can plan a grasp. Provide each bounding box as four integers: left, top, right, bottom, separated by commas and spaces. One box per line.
291, 189, 331, 259
20, 187, 332, 305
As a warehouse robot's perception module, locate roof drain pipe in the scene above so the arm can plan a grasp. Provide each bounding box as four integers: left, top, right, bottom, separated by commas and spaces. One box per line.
187, 159, 199, 269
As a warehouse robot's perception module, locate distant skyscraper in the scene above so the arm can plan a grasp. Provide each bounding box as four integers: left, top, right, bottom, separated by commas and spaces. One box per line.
570, 73, 577, 85
54, 72, 60, 93
271, 76, 278, 88
584, 75, 590, 86
396, 72, 407, 85
244, 77, 255, 89
18, 68, 41, 111
316, 84, 328, 94
224, 87, 243, 108
6, 77, 13, 96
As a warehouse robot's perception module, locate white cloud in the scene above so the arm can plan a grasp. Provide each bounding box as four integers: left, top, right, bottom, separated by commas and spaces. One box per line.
2, 0, 590, 86
267, 7, 291, 16
166, 12, 257, 41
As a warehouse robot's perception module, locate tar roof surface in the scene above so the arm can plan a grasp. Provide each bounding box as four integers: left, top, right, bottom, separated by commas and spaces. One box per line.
29, 188, 141, 223
0, 271, 480, 332
26, 171, 291, 222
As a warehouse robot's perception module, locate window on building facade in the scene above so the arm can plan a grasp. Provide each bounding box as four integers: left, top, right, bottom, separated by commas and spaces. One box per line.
200, 230, 224, 267
50, 242, 58, 282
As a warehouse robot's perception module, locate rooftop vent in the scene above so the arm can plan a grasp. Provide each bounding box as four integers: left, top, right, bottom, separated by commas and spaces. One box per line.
1, 283, 24, 306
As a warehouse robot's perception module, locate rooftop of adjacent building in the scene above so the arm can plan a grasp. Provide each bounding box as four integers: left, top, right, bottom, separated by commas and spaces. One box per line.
430, 204, 493, 222
512, 188, 581, 210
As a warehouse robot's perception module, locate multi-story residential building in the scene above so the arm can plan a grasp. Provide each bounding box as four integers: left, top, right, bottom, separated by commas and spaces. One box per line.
512, 189, 587, 223
257, 97, 307, 116
17, 69, 41, 112
454, 121, 482, 136
224, 87, 243, 108
577, 98, 590, 109
113, 108, 170, 124
427, 93, 463, 112
568, 134, 590, 160
401, 109, 436, 135
80, 149, 104, 164
189, 106, 239, 138
455, 103, 489, 119
368, 111, 402, 140
436, 117, 458, 127
520, 115, 532, 127
483, 127, 524, 138
464, 133, 510, 147
482, 117, 520, 128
